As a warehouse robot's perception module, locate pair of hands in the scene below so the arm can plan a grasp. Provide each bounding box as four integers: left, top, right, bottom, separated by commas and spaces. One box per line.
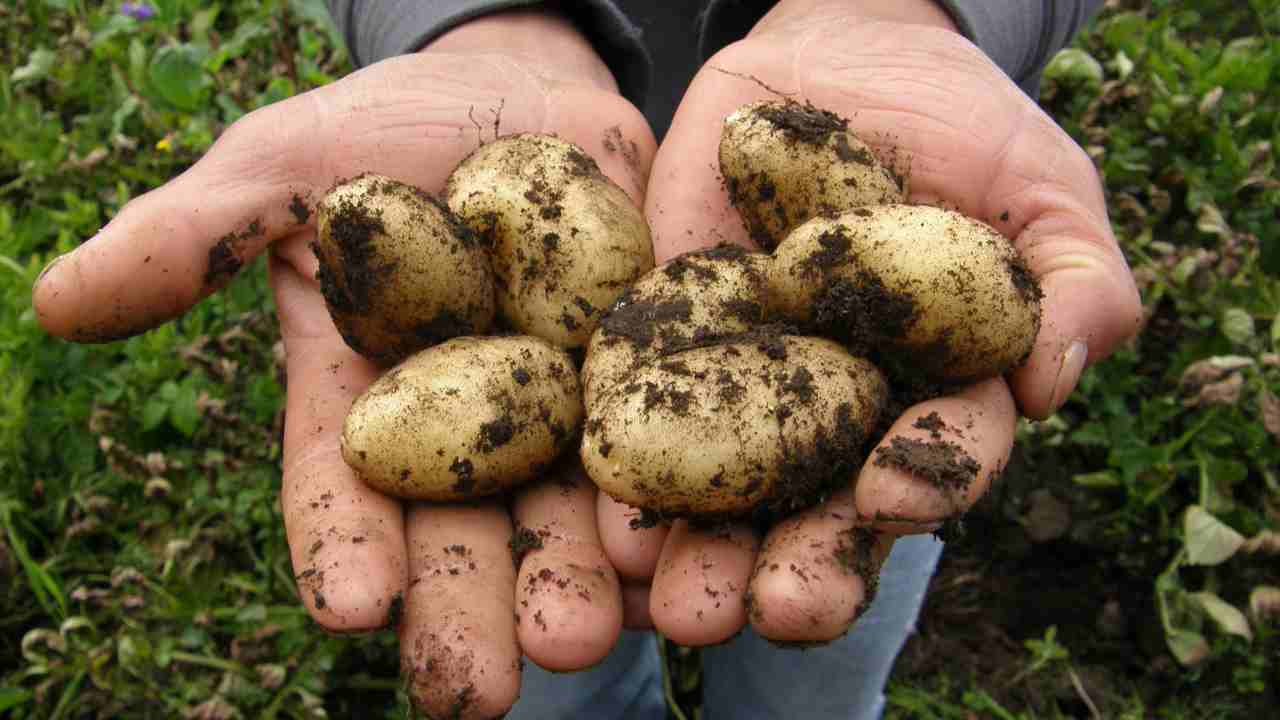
34, 2, 1141, 717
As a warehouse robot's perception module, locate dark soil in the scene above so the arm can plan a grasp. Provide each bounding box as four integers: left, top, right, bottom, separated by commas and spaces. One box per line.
754, 100, 848, 146
288, 193, 310, 224
509, 526, 543, 567
873, 436, 980, 492
204, 218, 262, 289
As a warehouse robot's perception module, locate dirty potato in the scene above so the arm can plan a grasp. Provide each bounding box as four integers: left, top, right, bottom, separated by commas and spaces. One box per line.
582, 336, 888, 516
445, 134, 654, 349
343, 335, 582, 501
313, 174, 495, 365
582, 244, 772, 408
719, 100, 903, 250
768, 205, 1043, 382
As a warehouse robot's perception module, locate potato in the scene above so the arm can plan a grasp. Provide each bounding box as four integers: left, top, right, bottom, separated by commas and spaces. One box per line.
313, 174, 495, 365
768, 205, 1043, 382
582, 336, 888, 516
582, 245, 771, 408
446, 134, 655, 349
343, 335, 582, 501
719, 100, 903, 250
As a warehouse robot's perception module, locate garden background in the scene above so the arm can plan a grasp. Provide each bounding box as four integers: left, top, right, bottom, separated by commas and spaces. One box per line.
0, 0, 1277, 717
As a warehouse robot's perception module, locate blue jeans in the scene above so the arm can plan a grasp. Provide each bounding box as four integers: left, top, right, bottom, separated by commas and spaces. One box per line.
509, 535, 943, 719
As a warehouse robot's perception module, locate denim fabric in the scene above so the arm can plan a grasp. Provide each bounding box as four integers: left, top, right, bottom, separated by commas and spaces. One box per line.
509, 535, 943, 719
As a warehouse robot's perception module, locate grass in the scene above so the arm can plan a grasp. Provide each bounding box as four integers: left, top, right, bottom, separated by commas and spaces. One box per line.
0, 0, 1277, 718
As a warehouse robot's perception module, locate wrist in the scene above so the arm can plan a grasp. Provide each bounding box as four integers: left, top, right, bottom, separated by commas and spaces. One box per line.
752, 0, 958, 36
420, 8, 618, 94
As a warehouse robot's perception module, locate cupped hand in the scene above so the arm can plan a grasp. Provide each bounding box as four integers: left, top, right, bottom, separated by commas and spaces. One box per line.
598, 0, 1142, 646
32, 10, 655, 717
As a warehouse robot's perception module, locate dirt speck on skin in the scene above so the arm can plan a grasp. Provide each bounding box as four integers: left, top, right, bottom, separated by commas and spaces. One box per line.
403, 631, 481, 720
1005, 252, 1044, 306
602, 125, 642, 175
833, 526, 880, 606
289, 193, 311, 224
314, 591, 326, 610
204, 218, 262, 289
913, 412, 948, 439
387, 592, 404, 627
510, 526, 544, 567
873, 436, 980, 492
629, 507, 662, 530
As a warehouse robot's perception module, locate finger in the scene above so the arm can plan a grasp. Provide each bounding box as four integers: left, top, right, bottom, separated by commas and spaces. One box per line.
273, 238, 406, 632
32, 52, 655, 343
596, 493, 670, 581
645, 23, 1141, 411
855, 377, 1016, 534
746, 488, 894, 643
649, 520, 759, 646
513, 462, 623, 672
401, 502, 521, 719
621, 581, 654, 630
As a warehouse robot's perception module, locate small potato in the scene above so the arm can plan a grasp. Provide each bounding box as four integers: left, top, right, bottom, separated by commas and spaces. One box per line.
343, 336, 582, 501
446, 134, 655, 349
314, 174, 495, 365
719, 100, 903, 250
582, 336, 888, 516
582, 245, 771, 408
769, 205, 1043, 382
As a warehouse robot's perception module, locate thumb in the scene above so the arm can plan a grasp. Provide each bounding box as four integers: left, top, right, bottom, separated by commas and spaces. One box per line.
32, 87, 327, 342
1008, 207, 1143, 420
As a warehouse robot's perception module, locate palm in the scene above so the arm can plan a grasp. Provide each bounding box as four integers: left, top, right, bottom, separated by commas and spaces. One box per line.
599, 18, 1140, 645
35, 47, 656, 718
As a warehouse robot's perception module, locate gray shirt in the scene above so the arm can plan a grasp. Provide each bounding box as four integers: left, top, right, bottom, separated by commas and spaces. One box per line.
326, 1, 1102, 138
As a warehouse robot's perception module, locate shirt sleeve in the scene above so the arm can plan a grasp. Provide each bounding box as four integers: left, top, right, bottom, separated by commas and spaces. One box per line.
325, 0, 650, 107
696, 0, 1105, 97
932, 0, 1106, 94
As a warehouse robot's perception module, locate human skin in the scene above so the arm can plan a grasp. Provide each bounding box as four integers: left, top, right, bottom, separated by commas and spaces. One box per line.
597, 0, 1143, 646
32, 10, 655, 718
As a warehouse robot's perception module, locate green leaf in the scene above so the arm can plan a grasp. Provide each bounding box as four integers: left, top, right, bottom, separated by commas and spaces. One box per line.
148, 44, 211, 111
141, 395, 168, 431
1270, 313, 1280, 350
1044, 48, 1104, 86
237, 603, 268, 623
1184, 505, 1245, 565
189, 7, 221, 40
1189, 592, 1253, 640
1221, 308, 1256, 346
11, 47, 56, 84
1167, 627, 1211, 665
1073, 470, 1121, 488
0, 688, 32, 713
169, 382, 201, 437
110, 95, 141, 137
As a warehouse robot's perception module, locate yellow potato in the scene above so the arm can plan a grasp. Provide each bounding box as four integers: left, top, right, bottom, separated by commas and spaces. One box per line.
719, 100, 903, 250
313, 174, 494, 365
446, 134, 654, 349
769, 205, 1042, 381
343, 336, 582, 501
582, 336, 887, 516
582, 245, 772, 408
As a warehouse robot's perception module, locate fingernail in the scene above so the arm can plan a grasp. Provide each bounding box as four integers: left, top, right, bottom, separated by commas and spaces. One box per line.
36, 254, 67, 287
1047, 340, 1089, 413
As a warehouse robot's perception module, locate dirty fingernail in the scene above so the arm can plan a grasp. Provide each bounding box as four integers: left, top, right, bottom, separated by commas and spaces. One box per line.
1048, 340, 1089, 413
